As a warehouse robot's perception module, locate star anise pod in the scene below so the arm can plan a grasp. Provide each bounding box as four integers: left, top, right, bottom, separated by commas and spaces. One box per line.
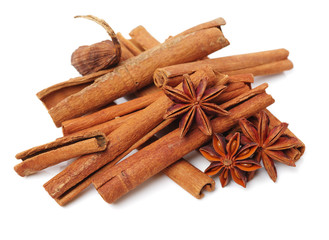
200, 132, 261, 188
163, 74, 229, 137
239, 110, 300, 182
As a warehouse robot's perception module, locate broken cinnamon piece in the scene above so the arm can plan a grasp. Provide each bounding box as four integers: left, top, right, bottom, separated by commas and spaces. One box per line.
14, 131, 108, 177
163, 159, 215, 199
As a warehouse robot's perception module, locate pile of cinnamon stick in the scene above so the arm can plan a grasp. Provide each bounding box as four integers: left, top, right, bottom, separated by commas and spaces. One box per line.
14, 16, 305, 206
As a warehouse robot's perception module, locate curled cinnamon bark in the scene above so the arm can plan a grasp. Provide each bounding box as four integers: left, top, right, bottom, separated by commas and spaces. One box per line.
14, 131, 107, 177
163, 160, 215, 199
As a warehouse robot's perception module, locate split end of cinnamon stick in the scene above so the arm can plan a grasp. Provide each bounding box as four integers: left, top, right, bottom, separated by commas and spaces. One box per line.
14, 131, 108, 177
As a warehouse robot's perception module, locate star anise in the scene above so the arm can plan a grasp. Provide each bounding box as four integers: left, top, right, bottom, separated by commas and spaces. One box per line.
200, 132, 261, 188
163, 74, 229, 137
239, 110, 300, 182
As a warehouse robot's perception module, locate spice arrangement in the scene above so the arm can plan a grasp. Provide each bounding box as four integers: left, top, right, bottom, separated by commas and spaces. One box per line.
14, 15, 305, 206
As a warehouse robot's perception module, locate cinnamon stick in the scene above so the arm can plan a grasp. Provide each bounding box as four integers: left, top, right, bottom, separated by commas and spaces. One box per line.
163, 159, 215, 199
224, 59, 293, 76
65, 112, 135, 136
62, 91, 161, 135
93, 92, 275, 203
43, 69, 225, 199
153, 49, 291, 88
48, 25, 229, 127
14, 131, 107, 177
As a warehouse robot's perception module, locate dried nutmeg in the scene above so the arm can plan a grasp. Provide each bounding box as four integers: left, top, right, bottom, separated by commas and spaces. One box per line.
71, 15, 121, 76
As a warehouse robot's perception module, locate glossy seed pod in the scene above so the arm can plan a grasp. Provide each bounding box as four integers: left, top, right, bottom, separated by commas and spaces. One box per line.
71, 15, 121, 76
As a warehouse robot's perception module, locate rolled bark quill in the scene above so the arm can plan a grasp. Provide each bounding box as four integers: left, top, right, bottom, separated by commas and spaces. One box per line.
163, 160, 215, 199
14, 131, 107, 177
93, 92, 275, 203
43, 69, 226, 199
48, 22, 229, 127
154, 49, 292, 88
62, 91, 161, 135
64, 112, 135, 137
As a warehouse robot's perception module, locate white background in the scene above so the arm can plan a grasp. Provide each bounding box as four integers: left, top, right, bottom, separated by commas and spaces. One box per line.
0, 0, 328, 239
